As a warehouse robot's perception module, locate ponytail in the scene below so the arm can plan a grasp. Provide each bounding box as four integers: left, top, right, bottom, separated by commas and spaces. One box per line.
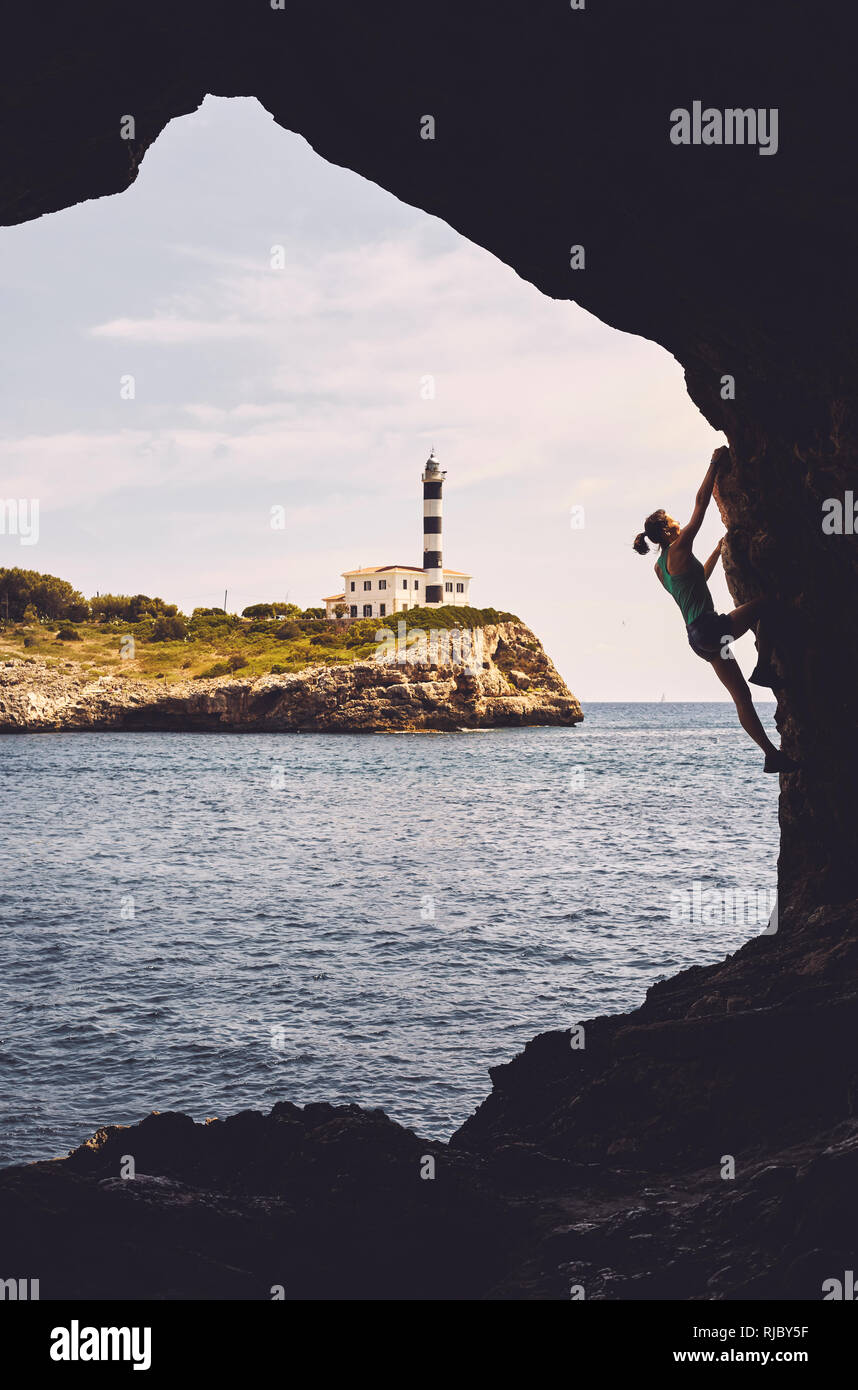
635, 509, 674, 553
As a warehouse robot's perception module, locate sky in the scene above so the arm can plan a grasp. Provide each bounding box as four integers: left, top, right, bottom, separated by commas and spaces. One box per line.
0, 95, 756, 700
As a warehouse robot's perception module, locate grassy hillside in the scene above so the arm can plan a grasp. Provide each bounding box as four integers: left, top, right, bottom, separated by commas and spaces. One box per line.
0, 606, 520, 683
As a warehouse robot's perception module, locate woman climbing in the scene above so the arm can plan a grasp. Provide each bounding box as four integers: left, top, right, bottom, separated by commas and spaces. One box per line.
633, 446, 796, 773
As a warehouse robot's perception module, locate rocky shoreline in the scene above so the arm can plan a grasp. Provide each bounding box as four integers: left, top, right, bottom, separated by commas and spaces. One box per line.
0, 622, 582, 734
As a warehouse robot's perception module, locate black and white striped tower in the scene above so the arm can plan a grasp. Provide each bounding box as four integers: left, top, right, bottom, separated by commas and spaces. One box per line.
422, 447, 447, 605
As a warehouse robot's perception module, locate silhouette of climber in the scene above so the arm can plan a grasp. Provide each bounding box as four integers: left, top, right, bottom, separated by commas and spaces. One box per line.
633, 446, 797, 772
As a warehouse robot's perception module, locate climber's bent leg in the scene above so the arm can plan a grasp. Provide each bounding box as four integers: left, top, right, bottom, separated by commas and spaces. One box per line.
727, 597, 769, 641
727, 598, 782, 688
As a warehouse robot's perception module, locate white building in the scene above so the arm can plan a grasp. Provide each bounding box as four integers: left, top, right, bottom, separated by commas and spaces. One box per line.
325, 565, 471, 620
324, 449, 472, 619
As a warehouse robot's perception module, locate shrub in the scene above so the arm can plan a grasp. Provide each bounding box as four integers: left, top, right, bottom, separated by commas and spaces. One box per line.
193, 655, 247, 678
150, 616, 188, 642
195, 660, 230, 679
275, 621, 302, 641
373, 605, 519, 635
188, 611, 237, 640
56, 627, 82, 641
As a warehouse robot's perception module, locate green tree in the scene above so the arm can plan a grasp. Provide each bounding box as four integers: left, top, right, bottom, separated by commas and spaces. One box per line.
0, 567, 89, 622
127, 594, 176, 622
90, 594, 133, 622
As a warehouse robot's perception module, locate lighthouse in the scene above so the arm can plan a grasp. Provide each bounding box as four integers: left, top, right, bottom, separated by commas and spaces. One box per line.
322, 446, 471, 618
422, 447, 447, 605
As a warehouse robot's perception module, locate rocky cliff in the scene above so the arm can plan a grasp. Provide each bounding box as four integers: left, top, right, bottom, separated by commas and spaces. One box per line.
0, 623, 581, 733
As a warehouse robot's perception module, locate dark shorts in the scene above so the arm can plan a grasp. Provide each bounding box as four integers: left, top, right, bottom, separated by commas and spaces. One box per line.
686, 611, 734, 660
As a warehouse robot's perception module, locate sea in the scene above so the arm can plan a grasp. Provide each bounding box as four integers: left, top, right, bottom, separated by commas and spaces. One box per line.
0, 703, 780, 1167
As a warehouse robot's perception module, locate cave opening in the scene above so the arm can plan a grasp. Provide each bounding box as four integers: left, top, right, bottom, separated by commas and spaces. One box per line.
0, 94, 783, 1156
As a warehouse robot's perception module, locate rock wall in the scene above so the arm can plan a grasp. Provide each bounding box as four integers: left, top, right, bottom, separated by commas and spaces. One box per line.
0, 623, 581, 733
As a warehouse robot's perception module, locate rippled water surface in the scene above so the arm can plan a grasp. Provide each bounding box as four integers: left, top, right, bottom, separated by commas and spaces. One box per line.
0, 704, 780, 1165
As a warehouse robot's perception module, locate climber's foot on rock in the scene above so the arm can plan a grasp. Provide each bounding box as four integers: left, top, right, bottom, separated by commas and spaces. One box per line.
764, 750, 799, 774
749, 660, 784, 690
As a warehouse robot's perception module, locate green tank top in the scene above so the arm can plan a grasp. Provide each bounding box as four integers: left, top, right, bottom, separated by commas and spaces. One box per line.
656, 547, 714, 626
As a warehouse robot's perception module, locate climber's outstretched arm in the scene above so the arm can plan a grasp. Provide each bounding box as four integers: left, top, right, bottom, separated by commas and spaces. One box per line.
676, 447, 728, 553
703, 536, 724, 580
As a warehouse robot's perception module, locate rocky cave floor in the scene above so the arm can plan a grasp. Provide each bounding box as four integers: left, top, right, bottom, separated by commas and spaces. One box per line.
3, 900, 857, 1301
3, 1108, 856, 1302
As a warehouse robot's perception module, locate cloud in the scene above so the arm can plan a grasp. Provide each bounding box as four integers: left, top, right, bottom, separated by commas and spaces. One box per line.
90, 316, 261, 342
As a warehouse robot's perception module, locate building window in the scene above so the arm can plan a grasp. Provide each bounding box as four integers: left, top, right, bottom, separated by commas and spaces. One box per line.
363, 604, 372, 617
350, 605, 358, 618
456, 583, 464, 593
402, 579, 408, 589
350, 581, 355, 592
378, 579, 387, 590
413, 580, 419, 589
379, 603, 386, 617
445, 582, 453, 592
363, 580, 371, 591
